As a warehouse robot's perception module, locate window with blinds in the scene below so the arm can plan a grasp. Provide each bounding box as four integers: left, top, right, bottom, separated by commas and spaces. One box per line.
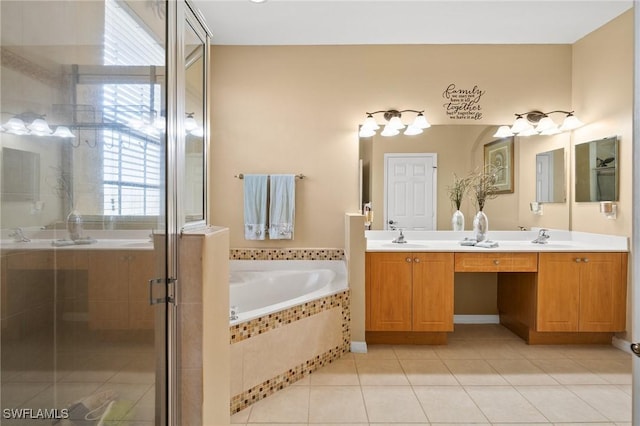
102, 0, 164, 216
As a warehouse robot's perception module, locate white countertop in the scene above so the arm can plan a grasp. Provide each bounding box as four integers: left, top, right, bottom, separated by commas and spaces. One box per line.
366, 229, 628, 252
0, 229, 154, 251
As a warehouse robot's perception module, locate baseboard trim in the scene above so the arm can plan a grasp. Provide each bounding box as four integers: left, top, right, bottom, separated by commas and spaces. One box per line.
612, 335, 632, 354
454, 314, 500, 324
350, 341, 368, 353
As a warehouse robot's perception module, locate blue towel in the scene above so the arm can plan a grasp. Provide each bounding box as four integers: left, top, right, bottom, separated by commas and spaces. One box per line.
269, 174, 295, 239
243, 174, 268, 240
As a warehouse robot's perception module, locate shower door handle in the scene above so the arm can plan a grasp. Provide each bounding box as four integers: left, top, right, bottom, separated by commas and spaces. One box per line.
149, 277, 176, 305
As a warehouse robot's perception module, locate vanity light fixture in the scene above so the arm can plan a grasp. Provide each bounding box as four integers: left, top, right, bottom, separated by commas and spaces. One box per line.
493, 110, 583, 138
359, 109, 431, 138
1, 113, 68, 137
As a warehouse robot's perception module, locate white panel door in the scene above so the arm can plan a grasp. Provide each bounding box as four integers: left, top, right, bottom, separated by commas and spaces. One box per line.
536, 152, 553, 202
384, 154, 437, 230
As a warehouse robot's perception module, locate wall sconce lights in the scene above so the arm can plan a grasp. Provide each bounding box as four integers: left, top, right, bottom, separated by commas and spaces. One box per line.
494, 110, 583, 138
359, 109, 431, 137
599, 201, 617, 219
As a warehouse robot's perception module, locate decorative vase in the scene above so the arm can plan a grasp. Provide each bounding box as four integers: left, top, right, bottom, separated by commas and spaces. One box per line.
67, 208, 83, 241
451, 209, 465, 231
472, 210, 489, 242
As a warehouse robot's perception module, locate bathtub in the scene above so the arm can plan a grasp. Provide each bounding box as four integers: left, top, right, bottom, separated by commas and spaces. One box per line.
229, 260, 348, 324
229, 259, 350, 413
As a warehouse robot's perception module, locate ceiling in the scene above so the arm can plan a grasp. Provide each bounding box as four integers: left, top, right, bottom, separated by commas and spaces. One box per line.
191, 0, 633, 46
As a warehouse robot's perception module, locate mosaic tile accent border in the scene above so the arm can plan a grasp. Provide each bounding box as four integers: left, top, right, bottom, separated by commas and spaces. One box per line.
230, 248, 344, 260
230, 290, 349, 344
230, 290, 351, 414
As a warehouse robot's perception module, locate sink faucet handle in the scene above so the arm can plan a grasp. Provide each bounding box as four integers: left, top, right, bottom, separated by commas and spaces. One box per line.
539, 228, 550, 237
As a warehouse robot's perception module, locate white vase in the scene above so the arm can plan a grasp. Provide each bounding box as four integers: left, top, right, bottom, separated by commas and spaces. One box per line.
66, 208, 83, 241
451, 209, 465, 231
472, 210, 489, 242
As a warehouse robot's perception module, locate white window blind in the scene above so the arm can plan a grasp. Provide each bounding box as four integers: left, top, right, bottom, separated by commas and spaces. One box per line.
103, 0, 164, 216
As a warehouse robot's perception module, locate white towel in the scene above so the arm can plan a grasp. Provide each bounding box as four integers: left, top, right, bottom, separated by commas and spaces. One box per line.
243, 174, 268, 240
269, 174, 296, 239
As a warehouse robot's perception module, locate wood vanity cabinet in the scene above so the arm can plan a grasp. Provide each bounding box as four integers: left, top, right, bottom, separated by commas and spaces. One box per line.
88, 250, 155, 330
536, 252, 627, 332
366, 252, 454, 332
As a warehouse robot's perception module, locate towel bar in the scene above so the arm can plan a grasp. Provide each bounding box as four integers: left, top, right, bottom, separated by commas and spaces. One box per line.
235, 173, 305, 179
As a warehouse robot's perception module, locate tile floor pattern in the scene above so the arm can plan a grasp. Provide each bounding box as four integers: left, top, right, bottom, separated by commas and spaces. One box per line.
231, 324, 633, 425
1, 328, 155, 425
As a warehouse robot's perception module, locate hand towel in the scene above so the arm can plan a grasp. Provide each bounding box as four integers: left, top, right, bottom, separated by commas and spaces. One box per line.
476, 240, 499, 248
269, 174, 295, 239
243, 174, 268, 240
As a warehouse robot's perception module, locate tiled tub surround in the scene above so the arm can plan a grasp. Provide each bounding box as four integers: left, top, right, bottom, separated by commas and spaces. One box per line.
228, 250, 350, 414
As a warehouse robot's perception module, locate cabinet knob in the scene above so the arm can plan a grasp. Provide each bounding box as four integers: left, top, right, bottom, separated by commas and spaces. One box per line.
575, 258, 582, 263
414, 258, 420, 263
493, 259, 500, 265
583, 258, 589, 263
406, 257, 412, 263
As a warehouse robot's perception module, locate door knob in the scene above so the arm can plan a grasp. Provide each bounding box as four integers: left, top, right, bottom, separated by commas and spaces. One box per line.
631, 343, 640, 357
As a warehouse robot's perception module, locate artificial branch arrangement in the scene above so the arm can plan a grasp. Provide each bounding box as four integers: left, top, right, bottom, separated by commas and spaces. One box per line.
446, 173, 471, 211
470, 165, 503, 211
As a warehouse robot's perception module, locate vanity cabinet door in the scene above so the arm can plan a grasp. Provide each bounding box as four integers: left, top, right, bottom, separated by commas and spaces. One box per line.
412, 252, 454, 332
366, 252, 412, 331
578, 252, 626, 332
536, 253, 580, 331
537, 252, 627, 332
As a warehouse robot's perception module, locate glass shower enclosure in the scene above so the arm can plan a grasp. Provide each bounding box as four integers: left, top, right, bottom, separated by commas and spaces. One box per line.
0, 1, 209, 424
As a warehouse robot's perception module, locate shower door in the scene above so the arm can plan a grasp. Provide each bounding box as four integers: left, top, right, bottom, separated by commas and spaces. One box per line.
0, 1, 174, 424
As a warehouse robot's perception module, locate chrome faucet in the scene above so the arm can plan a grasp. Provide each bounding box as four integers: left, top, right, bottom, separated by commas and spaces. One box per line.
9, 227, 30, 243
392, 229, 407, 244
532, 228, 550, 244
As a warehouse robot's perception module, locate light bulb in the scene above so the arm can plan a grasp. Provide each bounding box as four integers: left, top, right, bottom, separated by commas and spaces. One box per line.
27, 118, 53, 135
403, 126, 423, 136
52, 126, 76, 138
511, 115, 533, 134
535, 116, 557, 132
361, 115, 379, 131
493, 126, 514, 138
411, 113, 431, 129
560, 114, 583, 131
185, 114, 198, 131
380, 124, 399, 137
387, 116, 405, 130
359, 127, 376, 138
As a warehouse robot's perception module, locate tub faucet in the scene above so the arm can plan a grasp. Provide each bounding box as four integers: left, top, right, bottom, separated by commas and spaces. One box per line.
392, 229, 407, 244
9, 227, 30, 243
532, 228, 550, 244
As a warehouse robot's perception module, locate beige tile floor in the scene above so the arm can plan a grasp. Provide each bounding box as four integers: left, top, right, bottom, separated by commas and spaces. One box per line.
1, 327, 155, 425
231, 324, 633, 425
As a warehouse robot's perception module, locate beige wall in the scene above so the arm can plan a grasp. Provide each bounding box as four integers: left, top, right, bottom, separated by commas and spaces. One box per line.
570, 11, 634, 340
210, 44, 572, 248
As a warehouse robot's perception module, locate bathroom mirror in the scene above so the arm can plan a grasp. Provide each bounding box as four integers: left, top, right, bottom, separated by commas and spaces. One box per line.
574, 136, 619, 202
535, 148, 565, 203
2, 148, 40, 202
183, 16, 207, 225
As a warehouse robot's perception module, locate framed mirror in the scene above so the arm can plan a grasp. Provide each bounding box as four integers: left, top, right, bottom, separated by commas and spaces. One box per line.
574, 136, 619, 202
535, 147, 565, 203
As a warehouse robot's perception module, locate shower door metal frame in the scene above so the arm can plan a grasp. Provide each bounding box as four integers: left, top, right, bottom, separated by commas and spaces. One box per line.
166, 1, 212, 424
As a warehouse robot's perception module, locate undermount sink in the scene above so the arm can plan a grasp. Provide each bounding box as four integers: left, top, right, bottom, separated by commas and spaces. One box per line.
380, 242, 429, 249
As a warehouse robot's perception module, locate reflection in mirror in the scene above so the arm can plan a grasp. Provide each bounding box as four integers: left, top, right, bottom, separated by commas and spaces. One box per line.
535, 148, 565, 203
183, 19, 206, 225
575, 136, 619, 202
2, 148, 40, 202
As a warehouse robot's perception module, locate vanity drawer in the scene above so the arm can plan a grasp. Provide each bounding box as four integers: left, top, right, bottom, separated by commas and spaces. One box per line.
454, 252, 538, 272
